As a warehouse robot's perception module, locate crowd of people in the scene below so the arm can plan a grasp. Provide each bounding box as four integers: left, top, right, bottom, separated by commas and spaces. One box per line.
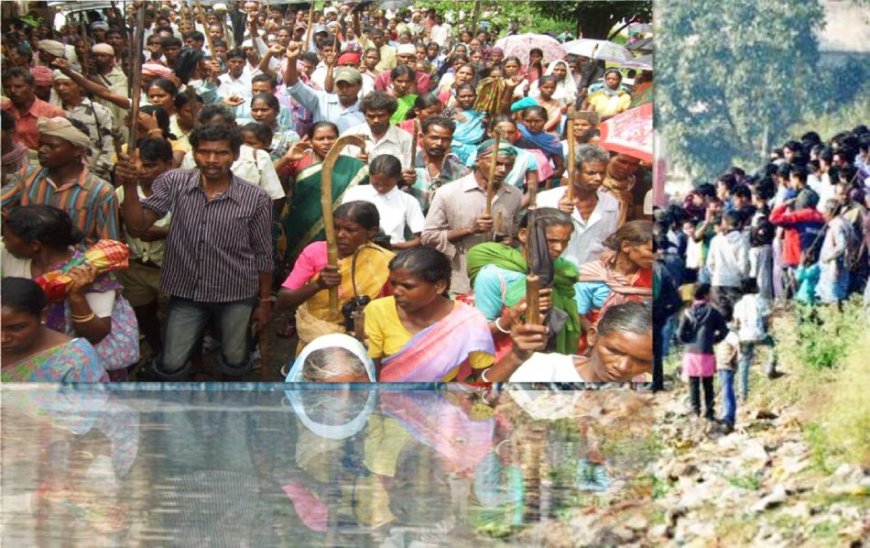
0, 1, 654, 384
653, 126, 870, 432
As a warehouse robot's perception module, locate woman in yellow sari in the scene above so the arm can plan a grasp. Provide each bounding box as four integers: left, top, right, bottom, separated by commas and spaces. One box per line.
276, 201, 394, 355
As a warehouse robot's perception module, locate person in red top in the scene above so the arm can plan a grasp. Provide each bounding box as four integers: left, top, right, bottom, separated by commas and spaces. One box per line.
374, 44, 433, 95
1, 67, 66, 151
770, 193, 825, 269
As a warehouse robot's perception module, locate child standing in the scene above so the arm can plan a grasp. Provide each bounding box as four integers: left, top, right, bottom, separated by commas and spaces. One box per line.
714, 319, 740, 433
732, 279, 775, 397
794, 249, 821, 306
342, 155, 425, 250
678, 284, 729, 422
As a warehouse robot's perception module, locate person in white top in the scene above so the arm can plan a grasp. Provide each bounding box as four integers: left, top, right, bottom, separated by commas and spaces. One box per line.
342, 91, 415, 174
706, 211, 749, 309
536, 144, 620, 269
181, 105, 285, 200
217, 48, 254, 101
342, 155, 425, 249
480, 301, 653, 383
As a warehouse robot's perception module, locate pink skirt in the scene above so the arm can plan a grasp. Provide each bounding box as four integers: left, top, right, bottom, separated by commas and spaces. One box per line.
682, 352, 716, 379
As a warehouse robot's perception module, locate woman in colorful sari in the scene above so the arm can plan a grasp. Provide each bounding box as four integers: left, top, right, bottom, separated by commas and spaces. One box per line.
583, 68, 631, 119
364, 247, 495, 382
1, 206, 139, 380
1, 277, 108, 382
274, 121, 369, 269
450, 84, 487, 165
515, 105, 565, 188
276, 201, 394, 355
389, 65, 418, 125
575, 220, 654, 339
467, 208, 581, 359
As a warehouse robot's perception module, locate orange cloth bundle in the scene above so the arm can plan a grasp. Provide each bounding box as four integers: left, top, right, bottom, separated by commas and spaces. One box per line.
34, 240, 130, 302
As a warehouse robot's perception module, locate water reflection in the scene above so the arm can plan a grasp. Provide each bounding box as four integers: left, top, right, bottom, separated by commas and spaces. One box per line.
1, 384, 655, 546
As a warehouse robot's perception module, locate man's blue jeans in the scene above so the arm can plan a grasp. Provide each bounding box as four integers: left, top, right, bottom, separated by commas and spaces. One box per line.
155, 296, 256, 380
719, 369, 736, 426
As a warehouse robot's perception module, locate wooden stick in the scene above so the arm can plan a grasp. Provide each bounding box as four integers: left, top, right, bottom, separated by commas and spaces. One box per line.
565, 106, 576, 202
303, 3, 315, 52
484, 131, 501, 216
528, 177, 538, 209
127, 3, 147, 156
195, 2, 217, 58
494, 210, 503, 241
79, 14, 90, 75
525, 275, 541, 325
320, 134, 367, 320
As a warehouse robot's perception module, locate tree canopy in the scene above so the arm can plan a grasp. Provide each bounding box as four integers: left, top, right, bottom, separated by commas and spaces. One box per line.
656, 0, 826, 180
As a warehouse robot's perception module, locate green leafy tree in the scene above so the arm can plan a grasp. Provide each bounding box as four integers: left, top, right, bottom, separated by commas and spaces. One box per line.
533, 1, 652, 40
656, 0, 825, 180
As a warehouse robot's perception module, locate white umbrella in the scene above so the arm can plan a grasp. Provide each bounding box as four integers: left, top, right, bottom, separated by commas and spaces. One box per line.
563, 39, 632, 63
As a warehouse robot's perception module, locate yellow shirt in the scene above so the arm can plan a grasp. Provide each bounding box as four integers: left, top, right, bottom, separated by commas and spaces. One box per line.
588, 90, 631, 118
364, 296, 493, 380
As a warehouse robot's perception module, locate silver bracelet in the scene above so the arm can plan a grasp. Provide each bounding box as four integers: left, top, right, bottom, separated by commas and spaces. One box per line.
494, 317, 510, 334
481, 367, 492, 382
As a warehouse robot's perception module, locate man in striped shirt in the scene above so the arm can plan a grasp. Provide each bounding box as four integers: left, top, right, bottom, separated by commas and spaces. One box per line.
1, 117, 119, 244
118, 124, 273, 381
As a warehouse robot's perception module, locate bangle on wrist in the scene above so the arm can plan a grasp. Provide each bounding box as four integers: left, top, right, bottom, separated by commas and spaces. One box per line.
71, 312, 96, 323
480, 367, 492, 383
494, 317, 510, 334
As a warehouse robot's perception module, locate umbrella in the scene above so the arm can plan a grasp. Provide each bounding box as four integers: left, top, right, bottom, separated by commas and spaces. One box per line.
563, 39, 632, 63
626, 37, 654, 52
493, 33, 566, 65
598, 103, 653, 163
621, 53, 653, 70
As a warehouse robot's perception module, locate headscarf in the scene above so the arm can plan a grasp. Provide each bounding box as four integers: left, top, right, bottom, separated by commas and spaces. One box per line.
37, 117, 92, 150
30, 66, 54, 86
285, 333, 376, 383
284, 336, 377, 441
532, 60, 578, 104
91, 43, 115, 56
91, 21, 109, 31
337, 51, 361, 66
510, 96, 539, 113
600, 68, 623, 97
476, 138, 518, 159
142, 62, 174, 79
37, 39, 66, 58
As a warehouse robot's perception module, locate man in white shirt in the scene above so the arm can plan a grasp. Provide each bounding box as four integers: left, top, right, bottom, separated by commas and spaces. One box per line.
218, 48, 254, 101
283, 42, 366, 133
536, 144, 620, 268
429, 15, 452, 48
342, 91, 414, 170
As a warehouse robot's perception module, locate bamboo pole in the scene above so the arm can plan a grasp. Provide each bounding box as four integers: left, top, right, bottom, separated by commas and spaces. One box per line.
79, 14, 90, 75
195, 2, 217, 58
525, 208, 541, 325
127, 3, 147, 156
525, 275, 541, 325
320, 134, 367, 320
303, 3, 315, 52
484, 131, 501, 216
565, 106, 577, 202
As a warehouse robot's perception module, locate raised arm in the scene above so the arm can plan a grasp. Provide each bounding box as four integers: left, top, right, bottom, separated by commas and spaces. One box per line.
52, 58, 131, 109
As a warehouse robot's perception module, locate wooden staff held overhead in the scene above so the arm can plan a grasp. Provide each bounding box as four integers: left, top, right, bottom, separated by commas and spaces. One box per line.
484, 131, 501, 216
525, 209, 541, 325
195, 1, 217, 58
303, 3, 315, 52
320, 134, 367, 320
565, 106, 577, 203
79, 14, 90, 75
127, 3, 147, 157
